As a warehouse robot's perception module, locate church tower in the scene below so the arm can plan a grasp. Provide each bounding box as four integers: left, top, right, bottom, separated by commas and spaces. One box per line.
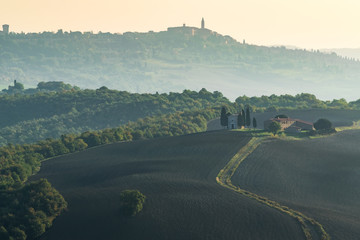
201, 18, 205, 29
2, 24, 9, 35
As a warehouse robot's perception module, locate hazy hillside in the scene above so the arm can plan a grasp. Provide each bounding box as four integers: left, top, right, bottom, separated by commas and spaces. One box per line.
1, 27, 360, 100
0, 88, 229, 145
3, 83, 360, 146
322, 48, 360, 61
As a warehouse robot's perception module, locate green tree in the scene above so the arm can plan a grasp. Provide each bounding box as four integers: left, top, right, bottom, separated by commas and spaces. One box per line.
241, 109, 246, 127
245, 107, 251, 128
252, 117, 257, 128
220, 106, 228, 128
268, 121, 281, 135
120, 190, 146, 216
14, 82, 24, 90
314, 118, 332, 130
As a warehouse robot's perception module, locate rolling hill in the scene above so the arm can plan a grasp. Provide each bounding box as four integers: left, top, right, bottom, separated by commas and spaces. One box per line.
0, 88, 229, 145
232, 130, 360, 240
1, 26, 360, 100
30, 131, 305, 240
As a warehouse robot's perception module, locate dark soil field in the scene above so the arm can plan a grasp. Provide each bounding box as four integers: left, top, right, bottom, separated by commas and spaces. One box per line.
31, 131, 305, 240
232, 130, 360, 240
207, 109, 360, 130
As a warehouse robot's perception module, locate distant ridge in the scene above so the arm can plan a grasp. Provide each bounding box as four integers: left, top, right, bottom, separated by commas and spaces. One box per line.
1, 23, 360, 101
321, 48, 360, 60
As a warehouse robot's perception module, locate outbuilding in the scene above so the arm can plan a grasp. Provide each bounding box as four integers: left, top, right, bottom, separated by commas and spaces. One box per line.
228, 115, 238, 129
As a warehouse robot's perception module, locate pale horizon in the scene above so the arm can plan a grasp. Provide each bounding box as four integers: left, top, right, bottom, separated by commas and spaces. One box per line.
2, 0, 360, 49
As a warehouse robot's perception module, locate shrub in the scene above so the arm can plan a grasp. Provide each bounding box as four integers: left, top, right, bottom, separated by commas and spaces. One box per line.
314, 118, 332, 130
120, 190, 146, 216
267, 121, 282, 135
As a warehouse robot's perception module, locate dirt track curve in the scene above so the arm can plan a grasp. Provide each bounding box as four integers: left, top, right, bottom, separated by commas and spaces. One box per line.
216, 136, 330, 240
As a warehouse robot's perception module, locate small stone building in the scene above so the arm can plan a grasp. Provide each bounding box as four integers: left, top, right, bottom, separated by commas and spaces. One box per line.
264, 118, 313, 131
228, 115, 238, 129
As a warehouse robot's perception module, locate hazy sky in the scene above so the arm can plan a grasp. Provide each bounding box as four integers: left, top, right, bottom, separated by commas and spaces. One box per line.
1, 0, 360, 49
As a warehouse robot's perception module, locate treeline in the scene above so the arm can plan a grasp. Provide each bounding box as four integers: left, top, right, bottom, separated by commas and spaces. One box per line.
0, 108, 219, 240
0, 87, 229, 145
2, 85, 360, 145
235, 93, 360, 112
1, 81, 80, 95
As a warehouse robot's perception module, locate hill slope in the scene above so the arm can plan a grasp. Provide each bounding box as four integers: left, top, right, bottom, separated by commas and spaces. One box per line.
232, 130, 360, 240
31, 131, 304, 240
0, 88, 229, 145
1, 28, 360, 100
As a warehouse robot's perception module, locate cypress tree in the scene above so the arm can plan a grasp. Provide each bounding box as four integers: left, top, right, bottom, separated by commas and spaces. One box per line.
241, 109, 245, 128
220, 107, 228, 128
245, 107, 251, 128
237, 111, 244, 128
253, 117, 257, 129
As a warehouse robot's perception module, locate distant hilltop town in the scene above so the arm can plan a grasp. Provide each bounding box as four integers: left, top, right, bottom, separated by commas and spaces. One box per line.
0, 24, 9, 35
0, 20, 239, 43
167, 18, 221, 38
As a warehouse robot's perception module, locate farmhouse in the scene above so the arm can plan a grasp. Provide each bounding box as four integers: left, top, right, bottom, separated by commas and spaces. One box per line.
264, 117, 314, 132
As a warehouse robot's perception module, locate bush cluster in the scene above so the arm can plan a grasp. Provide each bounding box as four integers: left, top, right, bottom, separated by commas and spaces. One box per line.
0, 179, 67, 240
120, 190, 146, 216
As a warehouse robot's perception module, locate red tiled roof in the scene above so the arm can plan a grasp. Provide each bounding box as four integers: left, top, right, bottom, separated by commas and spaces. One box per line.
293, 119, 313, 126
269, 118, 313, 126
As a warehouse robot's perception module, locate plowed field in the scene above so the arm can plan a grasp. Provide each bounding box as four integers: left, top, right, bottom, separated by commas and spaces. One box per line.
31, 131, 305, 240
233, 130, 360, 240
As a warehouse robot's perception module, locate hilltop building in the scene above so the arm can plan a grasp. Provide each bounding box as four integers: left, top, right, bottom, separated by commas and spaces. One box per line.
167, 18, 216, 38
264, 117, 314, 132
0, 24, 9, 35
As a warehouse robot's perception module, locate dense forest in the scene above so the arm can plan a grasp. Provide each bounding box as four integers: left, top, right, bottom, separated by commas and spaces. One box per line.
1, 29, 360, 100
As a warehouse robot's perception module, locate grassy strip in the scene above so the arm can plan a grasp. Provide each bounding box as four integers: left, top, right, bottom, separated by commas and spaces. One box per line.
216, 136, 331, 240
336, 120, 360, 132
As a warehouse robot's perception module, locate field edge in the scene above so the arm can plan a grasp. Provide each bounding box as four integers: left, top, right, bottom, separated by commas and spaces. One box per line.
216, 136, 331, 240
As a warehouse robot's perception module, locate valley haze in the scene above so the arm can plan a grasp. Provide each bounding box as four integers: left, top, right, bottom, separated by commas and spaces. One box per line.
1, 2, 360, 239
1, 20, 360, 102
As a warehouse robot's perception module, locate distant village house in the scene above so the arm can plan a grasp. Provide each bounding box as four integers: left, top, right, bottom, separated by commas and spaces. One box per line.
264, 117, 314, 132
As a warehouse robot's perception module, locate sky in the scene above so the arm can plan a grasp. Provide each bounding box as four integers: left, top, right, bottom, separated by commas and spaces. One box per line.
1, 0, 360, 49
